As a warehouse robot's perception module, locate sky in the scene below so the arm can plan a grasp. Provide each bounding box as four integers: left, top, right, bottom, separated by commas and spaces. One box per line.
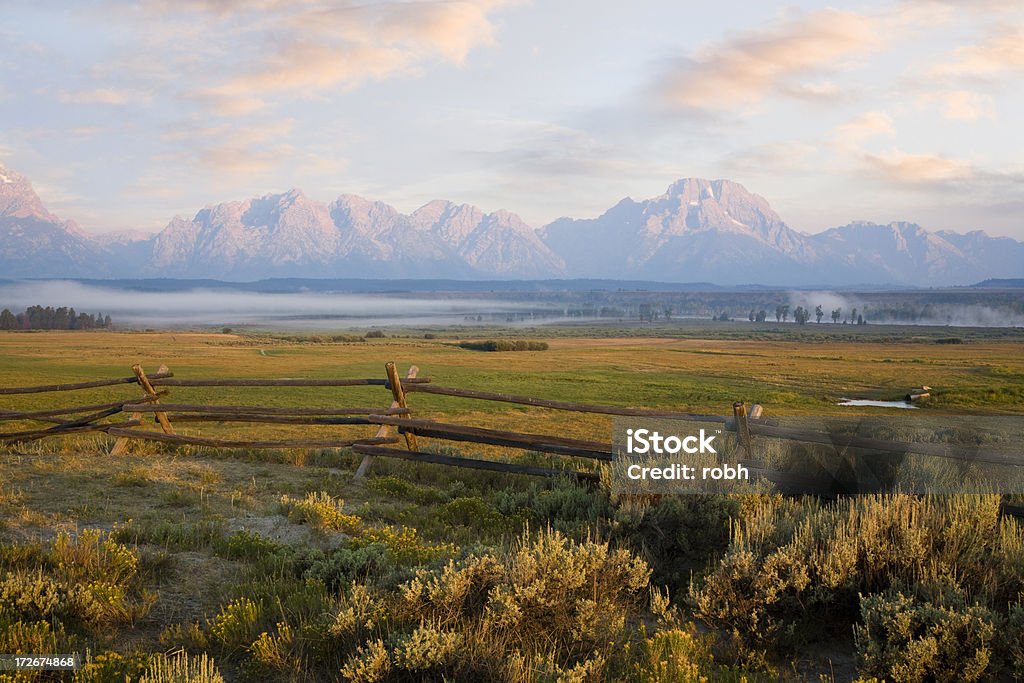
1, 0, 1023, 238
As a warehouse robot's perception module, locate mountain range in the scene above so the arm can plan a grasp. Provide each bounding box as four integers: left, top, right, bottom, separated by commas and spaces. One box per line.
2, 164, 1022, 286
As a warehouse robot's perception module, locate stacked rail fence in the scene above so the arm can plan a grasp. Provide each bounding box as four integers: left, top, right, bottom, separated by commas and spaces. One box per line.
2, 360, 1022, 516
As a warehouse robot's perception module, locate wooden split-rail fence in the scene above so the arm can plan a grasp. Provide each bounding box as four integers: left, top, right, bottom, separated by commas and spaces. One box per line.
2, 362, 1022, 508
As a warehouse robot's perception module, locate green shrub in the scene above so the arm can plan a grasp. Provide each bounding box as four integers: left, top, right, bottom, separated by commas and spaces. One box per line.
691, 494, 1024, 661
350, 525, 455, 566
458, 340, 548, 351
280, 491, 361, 533
111, 518, 226, 551
249, 622, 300, 675
632, 626, 720, 683
340, 639, 391, 683
855, 591, 998, 682
438, 497, 513, 532
1007, 601, 1024, 679
216, 530, 283, 560
0, 530, 153, 634
366, 475, 447, 505
330, 584, 390, 650
298, 544, 408, 591
282, 491, 455, 565
392, 624, 463, 671
335, 529, 653, 679
195, 529, 726, 682
492, 477, 611, 533
0, 616, 70, 654
209, 597, 262, 653
613, 494, 739, 593
53, 529, 139, 585
138, 651, 225, 683
73, 650, 153, 683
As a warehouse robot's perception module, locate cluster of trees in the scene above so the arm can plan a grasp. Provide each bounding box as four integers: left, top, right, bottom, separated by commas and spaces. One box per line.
743, 304, 867, 325
458, 340, 549, 351
638, 303, 674, 322
0, 305, 112, 331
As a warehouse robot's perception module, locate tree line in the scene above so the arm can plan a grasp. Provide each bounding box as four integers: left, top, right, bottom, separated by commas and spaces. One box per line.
0, 305, 113, 331
732, 304, 867, 325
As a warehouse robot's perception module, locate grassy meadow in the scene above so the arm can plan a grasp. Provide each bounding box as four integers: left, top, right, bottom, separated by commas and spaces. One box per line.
1, 328, 1024, 681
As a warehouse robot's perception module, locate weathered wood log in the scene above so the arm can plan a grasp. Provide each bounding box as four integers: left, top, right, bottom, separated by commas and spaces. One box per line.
749, 404, 764, 420
404, 384, 727, 422
169, 414, 374, 425
385, 361, 417, 452
353, 444, 600, 482
904, 392, 930, 402
0, 372, 173, 395
1, 419, 142, 443
4, 402, 138, 444
104, 429, 400, 449
0, 394, 164, 422
134, 365, 174, 434
354, 364, 418, 479
733, 402, 751, 455
148, 377, 429, 387
121, 403, 410, 416
111, 365, 173, 455
365, 415, 613, 461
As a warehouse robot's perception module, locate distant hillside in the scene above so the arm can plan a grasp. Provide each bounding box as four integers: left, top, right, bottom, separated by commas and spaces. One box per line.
972, 278, 1024, 288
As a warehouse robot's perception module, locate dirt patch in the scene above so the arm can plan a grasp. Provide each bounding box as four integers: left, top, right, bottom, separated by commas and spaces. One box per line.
226, 512, 326, 547
143, 550, 239, 627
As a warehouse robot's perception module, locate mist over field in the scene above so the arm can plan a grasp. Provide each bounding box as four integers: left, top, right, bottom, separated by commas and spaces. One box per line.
2, 280, 1022, 329
786, 291, 1024, 327
0, 281, 546, 329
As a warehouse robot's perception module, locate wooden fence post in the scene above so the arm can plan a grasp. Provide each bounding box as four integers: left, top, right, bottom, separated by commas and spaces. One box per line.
110, 364, 173, 455
354, 362, 418, 479
733, 401, 751, 455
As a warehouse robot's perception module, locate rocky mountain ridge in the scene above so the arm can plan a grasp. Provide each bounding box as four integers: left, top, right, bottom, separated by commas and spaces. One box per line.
2, 164, 1022, 285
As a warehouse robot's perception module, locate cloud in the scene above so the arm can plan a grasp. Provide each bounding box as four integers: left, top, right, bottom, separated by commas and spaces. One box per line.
901, 0, 1023, 13
197, 144, 294, 174
654, 9, 878, 113
718, 142, 820, 175
57, 87, 152, 106
158, 118, 297, 174
176, 0, 513, 109
161, 118, 295, 145
931, 25, 1024, 80
295, 1, 505, 64
187, 93, 267, 116
777, 81, 844, 102
932, 90, 995, 121
861, 149, 974, 186
481, 124, 633, 178
834, 111, 895, 147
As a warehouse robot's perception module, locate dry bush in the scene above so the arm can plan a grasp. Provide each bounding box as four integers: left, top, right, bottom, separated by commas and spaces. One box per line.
691, 493, 1024, 676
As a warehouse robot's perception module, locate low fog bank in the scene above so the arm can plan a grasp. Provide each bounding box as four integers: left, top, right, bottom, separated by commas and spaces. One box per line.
787, 291, 1024, 328
0, 281, 557, 329
2, 281, 1021, 330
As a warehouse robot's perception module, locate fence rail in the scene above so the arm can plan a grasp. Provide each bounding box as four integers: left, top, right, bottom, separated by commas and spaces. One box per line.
404, 383, 727, 422
2, 360, 1022, 494
0, 372, 174, 395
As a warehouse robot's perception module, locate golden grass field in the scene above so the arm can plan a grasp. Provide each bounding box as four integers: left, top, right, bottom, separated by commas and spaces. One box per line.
1, 329, 1023, 681
3, 328, 1023, 453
